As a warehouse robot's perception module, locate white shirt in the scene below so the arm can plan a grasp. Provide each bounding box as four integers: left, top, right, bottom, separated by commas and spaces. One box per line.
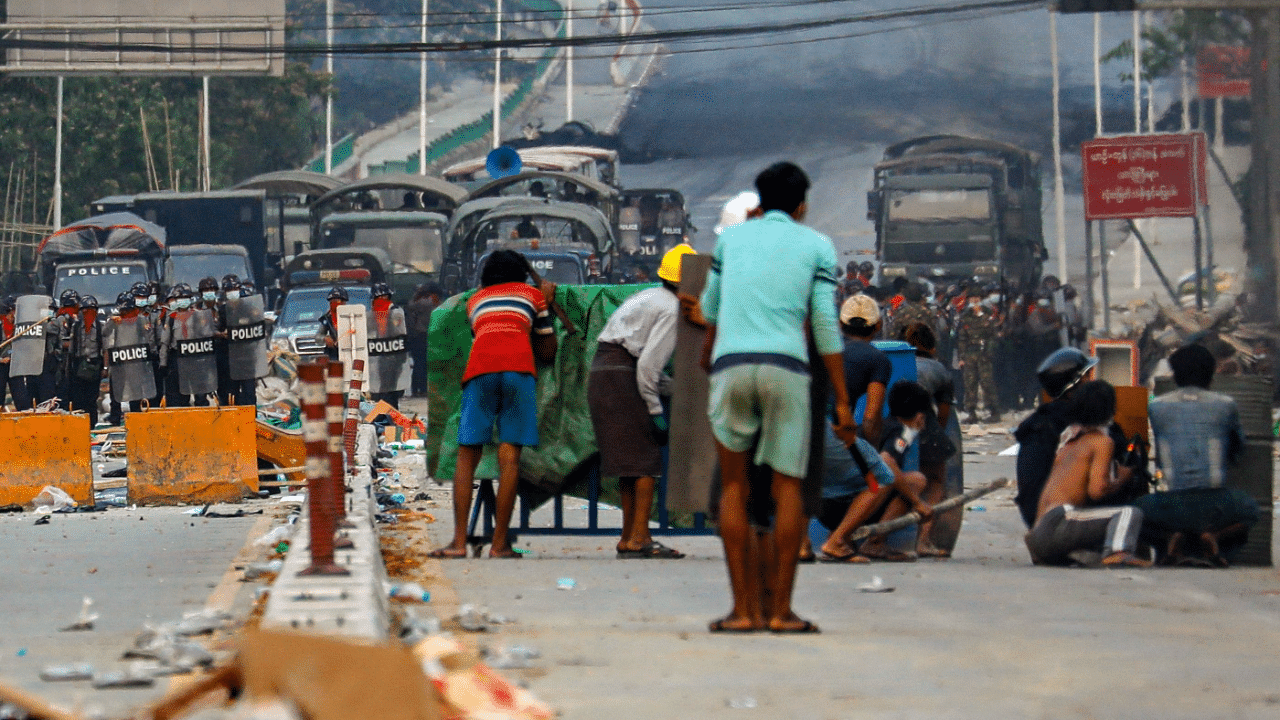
596, 286, 678, 415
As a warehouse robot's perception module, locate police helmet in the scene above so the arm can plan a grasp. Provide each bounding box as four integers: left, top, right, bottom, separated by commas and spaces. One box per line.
858, 261, 875, 276
221, 274, 241, 291
130, 281, 149, 296
58, 289, 80, 308
327, 286, 349, 303
240, 281, 257, 297
371, 282, 393, 299
167, 285, 183, 301
116, 292, 136, 311
80, 295, 98, 310
1036, 347, 1099, 399
197, 276, 219, 292
173, 283, 194, 298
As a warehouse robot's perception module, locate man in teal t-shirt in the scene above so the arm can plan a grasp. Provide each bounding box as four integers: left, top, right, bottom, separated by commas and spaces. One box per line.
699, 161, 856, 635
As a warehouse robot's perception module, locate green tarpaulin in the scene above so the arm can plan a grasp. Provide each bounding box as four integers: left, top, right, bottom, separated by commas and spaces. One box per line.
426, 284, 649, 492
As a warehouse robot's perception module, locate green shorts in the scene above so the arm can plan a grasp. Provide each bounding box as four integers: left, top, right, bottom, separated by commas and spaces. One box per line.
708, 362, 812, 479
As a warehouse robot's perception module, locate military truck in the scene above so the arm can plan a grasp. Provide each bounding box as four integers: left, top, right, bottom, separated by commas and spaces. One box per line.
867, 136, 1045, 290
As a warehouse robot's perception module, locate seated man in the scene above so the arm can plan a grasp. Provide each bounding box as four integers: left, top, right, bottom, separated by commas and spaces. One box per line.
1140, 344, 1259, 566
819, 381, 933, 563
513, 216, 541, 240
1025, 380, 1151, 568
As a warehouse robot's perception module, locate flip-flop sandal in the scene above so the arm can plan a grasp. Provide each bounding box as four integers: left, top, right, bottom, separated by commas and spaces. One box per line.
427, 548, 467, 559
861, 547, 917, 563
819, 551, 870, 564
769, 619, 821, 634
489, 549, 523, 559
622, 541, 685, 559
709, 618, 760, 633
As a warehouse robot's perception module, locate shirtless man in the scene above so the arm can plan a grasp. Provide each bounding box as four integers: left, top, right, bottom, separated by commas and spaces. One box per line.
1024, 380, 1151, 568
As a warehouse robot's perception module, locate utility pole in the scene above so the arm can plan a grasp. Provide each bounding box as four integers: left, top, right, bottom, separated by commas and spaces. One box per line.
419, 0, 429, 175
325, 0, 334, 175
493, 0, 503, 150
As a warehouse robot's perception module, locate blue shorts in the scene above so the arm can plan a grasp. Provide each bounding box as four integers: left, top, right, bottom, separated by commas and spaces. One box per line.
458, 372, 539, 447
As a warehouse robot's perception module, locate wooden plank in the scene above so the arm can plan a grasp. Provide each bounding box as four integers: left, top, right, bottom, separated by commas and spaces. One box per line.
666, 254, 717, 513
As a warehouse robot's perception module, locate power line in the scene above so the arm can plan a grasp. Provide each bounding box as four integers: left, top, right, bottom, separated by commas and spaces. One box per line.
0, 0, 1043, 57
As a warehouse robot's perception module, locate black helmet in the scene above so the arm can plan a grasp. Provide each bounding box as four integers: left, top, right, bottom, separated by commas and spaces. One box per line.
115, 292, 136, 311
1036, 347, 1099, 399
858, 261, 875, 275
371, 282, 393, 299
198, 276, 219, 292
130, 281, 149, 297
221, 274, 241, 291
327, 286, 349, 302
80, 295, 98, 310
166, 285, 183, 301
58, 289, 80, 308
240, 281, 257, 297
174, 283, 194, 298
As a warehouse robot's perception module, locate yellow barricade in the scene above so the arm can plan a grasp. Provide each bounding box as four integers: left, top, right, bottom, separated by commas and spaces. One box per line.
0, 413, 91, 507
254, 420, 306, 485
127, 406, 258, 506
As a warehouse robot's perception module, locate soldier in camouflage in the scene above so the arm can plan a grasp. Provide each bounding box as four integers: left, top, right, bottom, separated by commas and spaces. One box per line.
890, 282, 934, 340
956, 287, 1001, 423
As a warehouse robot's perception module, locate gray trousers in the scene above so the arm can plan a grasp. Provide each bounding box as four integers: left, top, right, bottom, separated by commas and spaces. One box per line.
1025, 504, 1143, 565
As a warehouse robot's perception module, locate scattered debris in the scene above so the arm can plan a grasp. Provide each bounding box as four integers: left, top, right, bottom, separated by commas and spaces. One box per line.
254, 526, 294, 549
39, 663, 94, 682
388, 583, 430, 603
92, 666, 155, 689
556, 578, 576, 591
59, 597, 98, 632
727, 696, 759, 709
32, 486, 76, 514
173, 609, 233, 636
858, 576, 894, 593
243, 560, 284, 581
33, 515, 50, 526
484, 644, 541, 670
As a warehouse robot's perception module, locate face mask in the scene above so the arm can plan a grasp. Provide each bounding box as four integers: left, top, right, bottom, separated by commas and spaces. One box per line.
175, 298, 191, 310
900, 425, 919, 448
135, 296, 149, 308
202, 291, 217, 302
148, 294, 158, 305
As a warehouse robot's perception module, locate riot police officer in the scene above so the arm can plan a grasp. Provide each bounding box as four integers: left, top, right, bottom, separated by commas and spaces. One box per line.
222, 282, 269, 407
69, 295, 104, 426
10, 294, 54, 410
49, 289, 80, 407
215, 274, 242, 405
317, 286, 348, 362
367, 282, 409, 409
162, 284, 219, 407
104, 292, 157, 424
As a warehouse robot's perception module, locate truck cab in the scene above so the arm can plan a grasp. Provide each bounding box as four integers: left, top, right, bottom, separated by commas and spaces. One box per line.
165, 245, 255, 292
868, 136, 1044, 290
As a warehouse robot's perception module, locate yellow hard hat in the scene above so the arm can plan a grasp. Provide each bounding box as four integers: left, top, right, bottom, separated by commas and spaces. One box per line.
657, 244, 696, 284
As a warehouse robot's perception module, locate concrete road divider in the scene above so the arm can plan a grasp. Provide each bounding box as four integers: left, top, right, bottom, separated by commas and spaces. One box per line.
0, 413, 92, 507
126, 406, 258, 506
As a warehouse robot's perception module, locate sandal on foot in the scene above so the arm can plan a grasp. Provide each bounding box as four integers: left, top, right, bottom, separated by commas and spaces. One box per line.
769, 619, 821, 634
488, 548, 523, 559
709, 617, 759, 633
427, 547, 467, 559
819, 551, 870, 564
861, 547, 917, 562
620, 541, 685, 559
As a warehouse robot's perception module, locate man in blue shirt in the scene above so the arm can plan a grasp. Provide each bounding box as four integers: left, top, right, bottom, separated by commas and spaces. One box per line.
1141, 344, 1258, 566
699, 162, 856, 634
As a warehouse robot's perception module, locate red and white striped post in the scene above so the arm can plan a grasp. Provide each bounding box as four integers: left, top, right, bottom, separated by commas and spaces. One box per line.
328, 361, 356, 542
298, 360, 349, 577
343, 358, 366, 472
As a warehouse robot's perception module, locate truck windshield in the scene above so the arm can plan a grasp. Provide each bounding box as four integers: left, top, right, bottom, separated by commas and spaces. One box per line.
322, 223, 444, 273
888, 188, 991, 222
168, 254, 252, 289
278, 287, 373, 327
54, 263, 148, 303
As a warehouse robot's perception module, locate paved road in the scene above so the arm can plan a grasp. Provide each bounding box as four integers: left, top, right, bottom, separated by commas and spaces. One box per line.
411, 427, 1280, 720
0, 506, 271, 717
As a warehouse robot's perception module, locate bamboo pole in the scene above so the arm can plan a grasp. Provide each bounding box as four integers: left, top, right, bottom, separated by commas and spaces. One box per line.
848, 478, 1010, 543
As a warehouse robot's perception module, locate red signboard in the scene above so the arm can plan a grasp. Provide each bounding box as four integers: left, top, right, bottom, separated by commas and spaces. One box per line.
1081, 133, 1205, 221
1198, 45, 1250, 99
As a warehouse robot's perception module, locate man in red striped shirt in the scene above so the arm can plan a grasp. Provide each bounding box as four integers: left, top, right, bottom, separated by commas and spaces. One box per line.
431, 250, 558, 559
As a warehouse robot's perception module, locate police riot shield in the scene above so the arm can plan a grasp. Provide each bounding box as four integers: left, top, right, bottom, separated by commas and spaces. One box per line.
170, 308, 219, 395
618, 205, 642, 254
224, 294, 269, 381
106, 314, 156, 403
366, 306, 410, 394
10, 295, 52, 378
